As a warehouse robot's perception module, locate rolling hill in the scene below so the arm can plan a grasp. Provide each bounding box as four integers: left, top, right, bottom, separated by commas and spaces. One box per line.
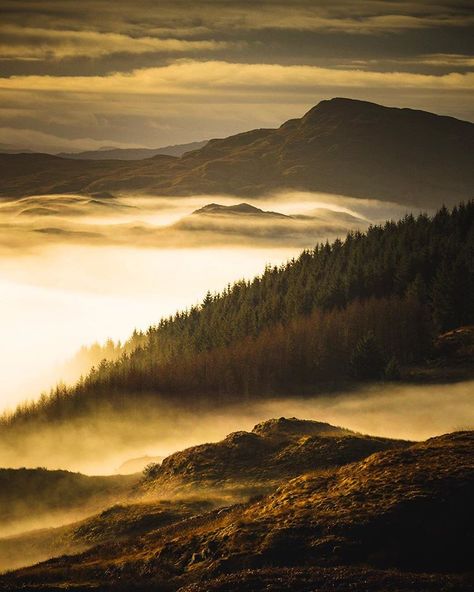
139, 418, 409, 499
0, 418, 409, 572
1, 98, 473, 206
1, 428, 471, 591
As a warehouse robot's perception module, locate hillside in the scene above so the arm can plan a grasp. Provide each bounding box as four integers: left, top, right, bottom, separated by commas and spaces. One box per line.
0, 468, 138, 536
0, 499, 211, 572
1, 430, 471, 590
179, 568, 472, 592
0, 418, 408, 572
1, 98, 473, 206
140, 418, 409, 499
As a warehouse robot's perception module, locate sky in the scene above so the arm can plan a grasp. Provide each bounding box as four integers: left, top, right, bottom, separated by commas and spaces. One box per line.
1, 0, 473, 152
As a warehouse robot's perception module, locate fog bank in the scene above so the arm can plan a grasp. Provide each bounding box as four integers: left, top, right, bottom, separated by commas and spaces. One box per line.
1, 381, 471, 475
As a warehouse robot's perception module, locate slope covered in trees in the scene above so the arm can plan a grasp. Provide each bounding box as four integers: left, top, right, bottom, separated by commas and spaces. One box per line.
2, 202, 473, 427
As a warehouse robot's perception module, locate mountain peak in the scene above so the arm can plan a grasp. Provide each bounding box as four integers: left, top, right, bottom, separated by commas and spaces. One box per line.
301, 97, 393, 123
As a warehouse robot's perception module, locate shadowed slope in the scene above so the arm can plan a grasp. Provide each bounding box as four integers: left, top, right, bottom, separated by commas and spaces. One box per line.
179, 567, 473, 592
0, 468, 138, 537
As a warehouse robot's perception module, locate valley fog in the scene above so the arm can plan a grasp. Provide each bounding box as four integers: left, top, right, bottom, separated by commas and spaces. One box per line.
0, 191, 412, 411
0, 381, 472, 475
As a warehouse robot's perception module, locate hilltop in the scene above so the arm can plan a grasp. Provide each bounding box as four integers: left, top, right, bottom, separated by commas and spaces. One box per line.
190, 203, 289, 219
170, 201, 364, 243
1, 429, 471, 590
140, 418, 408, 499
1, 98, 473, 206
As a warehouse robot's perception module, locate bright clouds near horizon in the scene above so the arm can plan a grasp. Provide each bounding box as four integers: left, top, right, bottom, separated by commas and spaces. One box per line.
0, 0, 472, 151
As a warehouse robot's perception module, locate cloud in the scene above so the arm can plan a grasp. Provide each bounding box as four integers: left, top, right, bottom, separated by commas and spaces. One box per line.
1, 60, 473, 98
349, 53, 474, 69
0, 127, 146, 153
2, 0, 473, 37
0, 1, 472, 150
0, 25, 230, 61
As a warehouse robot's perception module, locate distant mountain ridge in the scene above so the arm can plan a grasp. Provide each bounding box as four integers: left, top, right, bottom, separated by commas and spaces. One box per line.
1, 98, 473, 206
56, 140, 208, 161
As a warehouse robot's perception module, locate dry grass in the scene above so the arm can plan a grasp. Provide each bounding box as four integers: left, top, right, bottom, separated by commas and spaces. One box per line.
1, 430, 472, 591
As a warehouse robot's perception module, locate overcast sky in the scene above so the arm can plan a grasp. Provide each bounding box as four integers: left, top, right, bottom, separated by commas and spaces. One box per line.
1, 0, 473, 152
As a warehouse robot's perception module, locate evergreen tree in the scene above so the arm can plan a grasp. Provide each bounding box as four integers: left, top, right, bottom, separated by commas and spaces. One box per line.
350, 332, 386, 380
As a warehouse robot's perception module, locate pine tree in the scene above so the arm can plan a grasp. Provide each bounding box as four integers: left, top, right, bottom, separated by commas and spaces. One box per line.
350, 332, 386, 380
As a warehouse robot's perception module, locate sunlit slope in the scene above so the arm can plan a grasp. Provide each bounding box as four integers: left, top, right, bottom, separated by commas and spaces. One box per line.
1, 98, 474, 206
0, 418, 409, 572
1, 430, 471, 591
139, 418, 409, 498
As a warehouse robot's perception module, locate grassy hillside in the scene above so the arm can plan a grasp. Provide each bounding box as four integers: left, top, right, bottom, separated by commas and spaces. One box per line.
140, 418, 409, 499
0, 418, 408, 572
1, 99, 473, 206
1, 429, 471, 590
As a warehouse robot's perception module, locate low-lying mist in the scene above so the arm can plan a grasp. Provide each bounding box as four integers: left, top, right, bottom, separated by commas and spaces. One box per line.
0, 190, 418, 411
1, 381, 472, 475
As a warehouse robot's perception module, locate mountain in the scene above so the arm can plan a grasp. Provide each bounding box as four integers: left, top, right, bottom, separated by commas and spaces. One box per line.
56, 140, 208, 161
1, 98, 473, 206
1, 429, 471, 590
